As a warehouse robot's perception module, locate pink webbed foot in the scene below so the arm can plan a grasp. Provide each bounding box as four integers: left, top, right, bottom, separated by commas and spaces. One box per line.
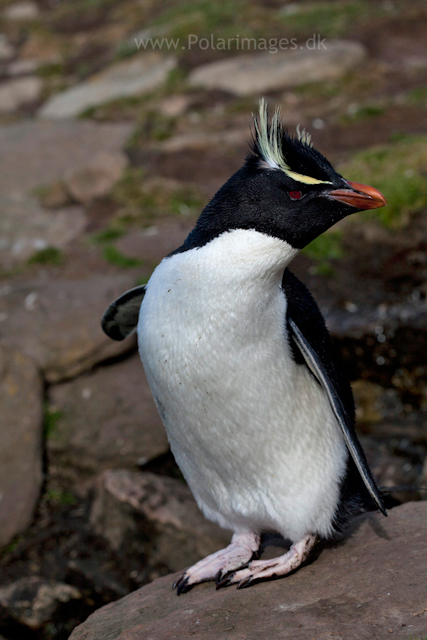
217, 534, 318, 589
173, 532, 260, 595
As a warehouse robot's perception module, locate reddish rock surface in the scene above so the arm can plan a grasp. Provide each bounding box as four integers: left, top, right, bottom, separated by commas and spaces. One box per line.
70, 502, 427, 640
90, 469, 231, 572
0, 343, 43, 549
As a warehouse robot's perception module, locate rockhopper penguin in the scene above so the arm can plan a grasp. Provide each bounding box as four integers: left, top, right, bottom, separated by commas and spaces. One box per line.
101, 99, 387, 593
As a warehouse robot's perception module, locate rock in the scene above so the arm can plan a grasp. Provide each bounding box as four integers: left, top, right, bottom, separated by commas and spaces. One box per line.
0, 577, 81, 630
0, 198, 86, 265
3, 2, 39, 21
0, 120, 132, 267
0, 343, 43, 549
48, 353, 168, 473
0, 121, 132, 193
0, 34, 15, 61
0, 274, 139, 383
364, 439, 421, 498
325, 299, 427, 380
352, 380, 404, 425
355, 410, 427, 503
157, 94, 193, 118
7, 58, 40, 76
188, 40, 366, 96
18, 33, 62, 65
63, 151, 129, 204
116, 219, 195, 264
71, 502, 427, 640
36, 180, 72, 209
0, 77, 43, 113
153, 128, 249, 153
90, 470, 231, 572
38, 53, 177, 120
421, 456, 427, 490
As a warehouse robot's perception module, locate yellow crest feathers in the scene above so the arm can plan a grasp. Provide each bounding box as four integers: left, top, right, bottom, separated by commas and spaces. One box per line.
253, 99, 332, 186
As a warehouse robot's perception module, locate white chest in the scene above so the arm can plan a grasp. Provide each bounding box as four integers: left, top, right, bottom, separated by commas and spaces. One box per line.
137, 230, 347, 541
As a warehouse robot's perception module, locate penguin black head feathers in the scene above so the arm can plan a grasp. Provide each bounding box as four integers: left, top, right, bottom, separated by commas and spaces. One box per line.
176, 98, 386, 253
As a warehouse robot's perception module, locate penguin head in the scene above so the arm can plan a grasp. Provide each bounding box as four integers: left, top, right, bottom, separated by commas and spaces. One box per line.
180, 99, 386, 252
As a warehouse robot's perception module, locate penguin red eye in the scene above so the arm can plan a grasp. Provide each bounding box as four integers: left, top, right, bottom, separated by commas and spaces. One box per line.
289, 191, 302, 200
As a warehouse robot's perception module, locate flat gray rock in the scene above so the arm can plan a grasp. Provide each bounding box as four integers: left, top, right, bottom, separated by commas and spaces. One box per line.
0, 120, 132, 267
188, 40, 366, 95
70, 501, 427, 640
0, 35, 14, 61
0, 120, 132, 193
0, 275, 138, 383
63, 150, 129, 204
0, 76, 43, 113
38, 53, 177, 120
3, 1, 39, 21
0, 342, 43, 549
0, 196, 87, 267
116, 219, 196, 264
48, 354, 168, 473
7, 58, 40, 76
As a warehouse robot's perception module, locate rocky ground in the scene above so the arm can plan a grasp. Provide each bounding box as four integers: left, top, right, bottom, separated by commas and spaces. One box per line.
69, 502, 427, 640
0, 0, 427, 638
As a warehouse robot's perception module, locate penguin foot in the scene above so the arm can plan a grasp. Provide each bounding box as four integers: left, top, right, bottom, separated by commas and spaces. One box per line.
173, 531, 260, 595
216, 533, 317, 589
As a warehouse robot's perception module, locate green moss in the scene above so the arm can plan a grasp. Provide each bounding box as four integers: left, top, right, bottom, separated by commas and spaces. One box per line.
111, 168, 204, 225
154, 0, 246, 32
405, 86, 427, 108
151, 0, 276, 49
114, 40, 139, 61
302, 231, 343, 275
45, 489, 77, 506
296, 69, 382, 104
32, 184, 50, 199
388, 131, 413, 144
296, 80, 341, 100
338, 136, 427, 227
90, 227, 126, 244
47, 0, 116, 29
342, 103, 385, 123
79, 94, 152, 122
102, 245, 143, 268
0, 535, 23, 556
128, 109, 177, 144
76, 61, 92, 78
43, 406, 63, 439
37, 62, 65, 78
280, 1, 385, 38
28, 247, 64, 266
164, 67, 188, 93
225, 97, 259, 115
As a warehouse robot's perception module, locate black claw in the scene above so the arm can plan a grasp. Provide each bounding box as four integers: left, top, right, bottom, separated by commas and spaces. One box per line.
173, 574, 189, 594
237, 577, 252, 589
214, 569, 223, 585
215, 574, 233, 590
176, 577, 190, 595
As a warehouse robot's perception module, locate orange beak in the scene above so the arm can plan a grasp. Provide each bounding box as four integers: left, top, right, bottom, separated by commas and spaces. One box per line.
328, 181, 387, 210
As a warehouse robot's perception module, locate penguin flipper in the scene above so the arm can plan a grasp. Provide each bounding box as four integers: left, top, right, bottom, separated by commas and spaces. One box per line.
101, 285, 146, 341
283, 270, 386, 516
